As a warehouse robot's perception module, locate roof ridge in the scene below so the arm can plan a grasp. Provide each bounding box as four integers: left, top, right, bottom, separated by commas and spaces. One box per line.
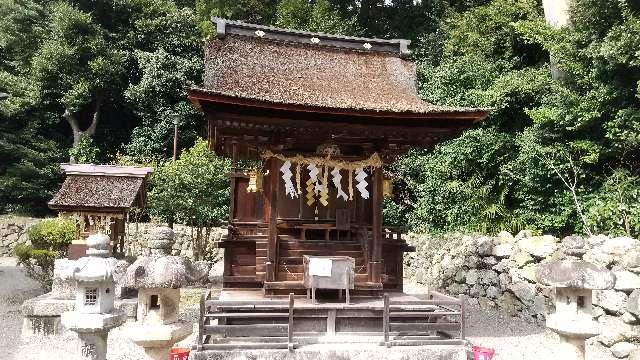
212, 17, 411, 58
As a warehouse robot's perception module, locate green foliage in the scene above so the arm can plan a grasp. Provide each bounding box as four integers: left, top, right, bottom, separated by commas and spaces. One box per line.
401, 0, 640, 236
27, 217, 76, 251
15, 244, 58, 291
274, 0, 357, 34
17, 217, 74, 291
149, 139, 230, 260
394, 129, 526, 234
2, 0, 640, 240
69, 136, 99, 163
149, 139, 231, 227
586, 170, 640, 238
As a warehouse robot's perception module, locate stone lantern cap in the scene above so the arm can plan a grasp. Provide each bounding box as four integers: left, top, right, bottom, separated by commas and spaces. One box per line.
536, 260, 615, 289
72, 233, 117, 283
121, 227, 199, 289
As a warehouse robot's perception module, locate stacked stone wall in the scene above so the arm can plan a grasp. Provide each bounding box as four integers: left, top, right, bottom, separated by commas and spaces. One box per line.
0, 218, 38, 256
0, 216, 226, 260
405, 231, 640, 357
124, 222, 226, 260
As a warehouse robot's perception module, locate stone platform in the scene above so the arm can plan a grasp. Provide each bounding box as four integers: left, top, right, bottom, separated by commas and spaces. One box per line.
21, 293, 137, 335
190, 343, 468, 360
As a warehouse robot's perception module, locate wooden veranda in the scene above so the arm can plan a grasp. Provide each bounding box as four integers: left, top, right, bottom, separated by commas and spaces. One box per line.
195, 289, 466, 350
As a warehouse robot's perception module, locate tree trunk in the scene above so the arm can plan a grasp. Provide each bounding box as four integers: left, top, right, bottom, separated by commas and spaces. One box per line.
542, 0, 572, 80
63, 94, 104, 163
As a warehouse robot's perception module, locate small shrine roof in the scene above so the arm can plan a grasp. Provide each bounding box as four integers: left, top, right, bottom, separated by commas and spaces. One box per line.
49, 174, 144, 211
190, 18, 488, 119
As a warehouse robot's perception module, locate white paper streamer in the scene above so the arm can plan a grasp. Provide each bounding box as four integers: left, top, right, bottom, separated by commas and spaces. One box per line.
280, 161, 297, 199
331, 167, 348, 201
355, 167, 369, 199
308, 163, 323, 194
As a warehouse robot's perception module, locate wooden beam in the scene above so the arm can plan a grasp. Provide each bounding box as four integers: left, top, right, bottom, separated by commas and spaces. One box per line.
288, 293, 295, 351
383, 293, 390, 348
265, 158, 279, 282
189, 89, 488, 122
369, 166, 383, 283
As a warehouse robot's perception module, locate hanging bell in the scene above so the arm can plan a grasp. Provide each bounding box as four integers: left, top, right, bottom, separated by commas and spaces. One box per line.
246, 170, 263, 193
383, 178, 394, 198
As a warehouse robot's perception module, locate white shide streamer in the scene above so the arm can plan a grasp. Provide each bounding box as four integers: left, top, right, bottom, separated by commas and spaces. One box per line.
331, 167, 349, 201
280, 161, 297, 199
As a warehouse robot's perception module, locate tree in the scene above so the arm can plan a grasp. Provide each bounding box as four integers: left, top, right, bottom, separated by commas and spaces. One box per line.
0, 0, 65, 215
148, 139, 230, 260
31, 2, 126, 162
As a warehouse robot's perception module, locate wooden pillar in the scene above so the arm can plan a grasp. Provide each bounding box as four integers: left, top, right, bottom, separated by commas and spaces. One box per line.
229, 141, 238, 223
224, 140, 237, 280
369, 166, 383, 283
265, 158, 279, 282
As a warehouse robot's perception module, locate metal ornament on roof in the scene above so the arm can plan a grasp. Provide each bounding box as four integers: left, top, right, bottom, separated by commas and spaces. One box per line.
316, 143, 341, 156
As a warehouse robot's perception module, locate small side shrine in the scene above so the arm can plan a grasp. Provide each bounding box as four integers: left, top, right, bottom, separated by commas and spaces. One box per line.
188, 18, 487, 353
49, 164, 153, 259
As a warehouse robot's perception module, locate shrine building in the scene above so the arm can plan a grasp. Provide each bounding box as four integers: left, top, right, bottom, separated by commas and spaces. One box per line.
188, 18, 488, 352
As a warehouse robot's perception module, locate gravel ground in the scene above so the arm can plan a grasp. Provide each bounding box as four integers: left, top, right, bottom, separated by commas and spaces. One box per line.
0, 257, 45, 360
404, 281, 615, 360
1, 257, 615, 359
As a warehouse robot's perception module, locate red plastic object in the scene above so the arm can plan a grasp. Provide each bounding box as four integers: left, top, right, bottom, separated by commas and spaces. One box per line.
472, 345, 495, 360
170, 347, 190, 360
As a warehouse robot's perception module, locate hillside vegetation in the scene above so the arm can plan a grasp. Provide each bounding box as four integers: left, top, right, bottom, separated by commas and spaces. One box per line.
1, 0, 638, 237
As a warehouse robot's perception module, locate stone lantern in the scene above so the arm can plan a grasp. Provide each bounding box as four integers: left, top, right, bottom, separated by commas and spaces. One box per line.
122, 227, 200, 360
536, 260, 616, 360
61, 233, 126, 360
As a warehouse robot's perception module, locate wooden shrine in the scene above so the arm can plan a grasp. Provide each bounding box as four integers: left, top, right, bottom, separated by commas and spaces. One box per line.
188, 18, 488, 353
49, 164, 153, 259
189, 18, 487, 297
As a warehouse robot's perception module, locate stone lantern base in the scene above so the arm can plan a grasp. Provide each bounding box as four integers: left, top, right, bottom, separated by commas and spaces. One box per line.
126, 322, 193, 360
61, 311, 126, 360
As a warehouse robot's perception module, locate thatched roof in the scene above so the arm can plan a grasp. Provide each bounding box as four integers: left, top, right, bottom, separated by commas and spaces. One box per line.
49, 164, 153, 211
194, 19, 486, 117
49, 175, 143, 211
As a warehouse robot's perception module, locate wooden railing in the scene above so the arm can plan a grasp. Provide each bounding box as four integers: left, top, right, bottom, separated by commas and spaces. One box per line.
195, 290, 465, 351
382, 291, 466, 347
196, 292, 296, 351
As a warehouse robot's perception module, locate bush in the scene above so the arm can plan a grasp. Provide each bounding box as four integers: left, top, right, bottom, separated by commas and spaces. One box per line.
586, 170, 640, 238
17, 217, 75, 291
69, 136, 99, 164
149, 139, 231, 260
14, 244, 58, 291
27, 217, 76, 252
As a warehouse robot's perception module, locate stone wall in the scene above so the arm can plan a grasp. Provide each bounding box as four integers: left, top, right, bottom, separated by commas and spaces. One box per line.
0, 218, 38, 256
0, 217, 226, 260
124, 222, 226, 260
405, 231, 640, 358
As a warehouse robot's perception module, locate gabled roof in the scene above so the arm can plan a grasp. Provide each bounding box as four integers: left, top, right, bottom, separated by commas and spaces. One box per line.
190, 18, 488, 119
48, 165, 153, 211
